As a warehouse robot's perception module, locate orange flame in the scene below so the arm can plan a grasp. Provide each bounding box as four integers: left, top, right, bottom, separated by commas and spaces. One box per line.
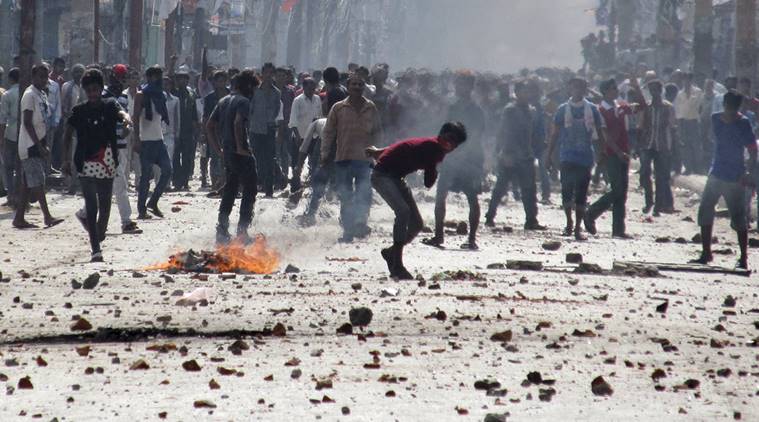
147, 236, 280, 274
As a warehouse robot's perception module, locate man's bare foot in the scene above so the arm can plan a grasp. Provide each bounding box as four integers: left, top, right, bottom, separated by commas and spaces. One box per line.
13, 220, 38, 229
689, 253, 713, 265
44, 217, 64, 228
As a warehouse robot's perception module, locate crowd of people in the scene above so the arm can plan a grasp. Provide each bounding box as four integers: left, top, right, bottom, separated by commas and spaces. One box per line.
0, 53, 756, 273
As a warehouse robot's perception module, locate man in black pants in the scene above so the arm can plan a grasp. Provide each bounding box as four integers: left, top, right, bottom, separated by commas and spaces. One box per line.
485, 80, 546, 230
423, 71, 485, 250
367, 122, 468, 279
62, 69, 131, 262
207, 70, 260, 244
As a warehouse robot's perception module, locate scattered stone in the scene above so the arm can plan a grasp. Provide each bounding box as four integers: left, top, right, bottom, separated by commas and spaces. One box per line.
575, 263, 604, 274
272, 323, 287, 337
228, 340, 250, 355
193, 400, 216, 409
285, 264, 300, 274
380, 288, 399, 297
591, 376, 613, 396
341, 407, 350, 415
566, 253, 583, 264
656, 301, 669, 314
82, 273, 100, 289
315, 379, 333, 390
426, 310, 447, 321
651, 369, 666, 381
291, 369, 302, 379
474, 378, 501, 391
723, 295, 736, 307
70, 280, 82, 290
506, 260, 543, 271
490, 330, 513, 342
208, 379, 220, 390
351, 283, 362, 291
17, 376, 33, 389
542, 241, 561, 251
456, 222, 468, 235
336, 323, 353, 335
487, 263, 506, 270
35, 356, 47, 367
182, 360, 201, 371
349, 307, 373, 327
70, 318, 93, 331
129, 359, 150, 370
484, 414, 509, 422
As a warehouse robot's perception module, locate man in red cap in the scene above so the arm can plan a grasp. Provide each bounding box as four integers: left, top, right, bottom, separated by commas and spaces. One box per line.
101, 64, 142, 234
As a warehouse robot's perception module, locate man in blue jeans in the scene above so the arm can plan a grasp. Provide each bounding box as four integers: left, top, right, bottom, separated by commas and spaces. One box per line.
691, 90, 757, 270
132, 66, 172, 220
321, 74, 383, 242
545, 77, 607, 241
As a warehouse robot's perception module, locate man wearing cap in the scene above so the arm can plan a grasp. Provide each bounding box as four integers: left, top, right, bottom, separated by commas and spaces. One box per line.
102, 64, 142, 234
171, 66, 199, 191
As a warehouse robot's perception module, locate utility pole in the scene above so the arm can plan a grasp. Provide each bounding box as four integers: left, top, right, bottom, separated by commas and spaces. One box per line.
735, 0, 757, 84
94, 0, 100, 63
129, 0, 143, 71
19, 0, 35, 93
693, 0, 713, 84
165, 7, 176, 67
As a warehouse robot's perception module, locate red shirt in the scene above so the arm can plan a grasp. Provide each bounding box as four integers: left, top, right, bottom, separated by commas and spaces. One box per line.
374, 137, 446, 187
599, 100, 635, 155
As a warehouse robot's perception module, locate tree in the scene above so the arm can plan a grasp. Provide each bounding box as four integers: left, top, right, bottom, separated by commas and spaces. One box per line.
735, 0, 756, 84
285, 0, 304, 68
693, 0, 713, 84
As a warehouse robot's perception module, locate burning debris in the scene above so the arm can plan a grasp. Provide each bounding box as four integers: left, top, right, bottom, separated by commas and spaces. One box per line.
148, 237, 280, 274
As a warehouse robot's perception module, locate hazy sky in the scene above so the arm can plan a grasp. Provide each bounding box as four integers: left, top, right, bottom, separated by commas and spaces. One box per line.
399, 0, 599, 72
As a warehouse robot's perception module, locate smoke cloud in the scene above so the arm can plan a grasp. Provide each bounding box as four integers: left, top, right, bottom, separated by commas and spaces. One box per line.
395, 0, 599, 73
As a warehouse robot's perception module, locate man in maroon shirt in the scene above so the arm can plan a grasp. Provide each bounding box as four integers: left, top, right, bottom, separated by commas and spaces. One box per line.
585, 77, 643, 238
366, 122, 468, 279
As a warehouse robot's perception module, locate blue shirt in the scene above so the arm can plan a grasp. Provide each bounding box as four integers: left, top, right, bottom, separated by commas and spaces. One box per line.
710, 113, 756, 182
553, 102, 603, 167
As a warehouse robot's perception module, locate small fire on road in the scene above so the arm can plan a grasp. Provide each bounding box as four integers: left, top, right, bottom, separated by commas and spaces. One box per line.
147, 236, 280, 274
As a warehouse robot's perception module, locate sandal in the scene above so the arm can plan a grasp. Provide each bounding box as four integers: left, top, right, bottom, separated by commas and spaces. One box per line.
562, 226, 573, 237
460, 241, 479, 250
44, 218, 64, 228
13, 221, 38, 229
91, 251, 104, 263
422, 237, 445, 248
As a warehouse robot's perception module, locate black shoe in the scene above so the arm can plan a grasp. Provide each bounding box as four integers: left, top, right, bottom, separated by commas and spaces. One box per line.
147, 204, 164, 218
393, 266, 414, 280
642, 205, 653, 214
422, 237, 444, 248
524, 221, 547, 231
736, 258, 749, 270
612, 232, 633, 240
381, 247, 395, 274
460, 241, 479, 250
338, 234, 354, 243
583, 215, 597, 235
90, 251, 104, 263
484, 218, 495, 228
137, 212, 152, 220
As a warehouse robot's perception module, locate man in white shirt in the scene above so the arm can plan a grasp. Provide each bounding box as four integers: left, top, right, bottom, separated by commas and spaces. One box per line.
674, 72, 704, 174
0, 68, 20, 207
155, 76, 179, 185
13, 64, 64, 229
288, 77, 322, 191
